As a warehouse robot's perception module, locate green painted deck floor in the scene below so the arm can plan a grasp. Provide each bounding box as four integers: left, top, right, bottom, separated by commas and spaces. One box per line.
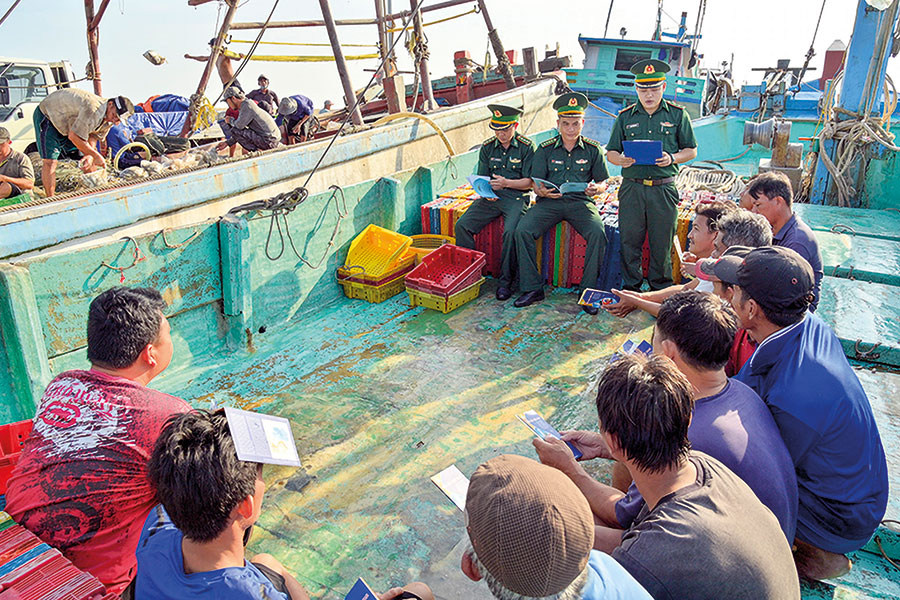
154, 283, 900, 600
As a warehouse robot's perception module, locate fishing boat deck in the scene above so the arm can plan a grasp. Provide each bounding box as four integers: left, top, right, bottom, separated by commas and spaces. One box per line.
152, 281, 900, 600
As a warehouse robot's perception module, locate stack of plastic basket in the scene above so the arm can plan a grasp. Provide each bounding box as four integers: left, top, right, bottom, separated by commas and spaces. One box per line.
405, 245, 486, 313
338, 224, 414, 303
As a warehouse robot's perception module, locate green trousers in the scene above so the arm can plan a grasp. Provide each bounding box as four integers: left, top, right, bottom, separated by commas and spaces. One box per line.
618, 180, 678, 290
514, 197, 607, 293
454, 196, 526, 287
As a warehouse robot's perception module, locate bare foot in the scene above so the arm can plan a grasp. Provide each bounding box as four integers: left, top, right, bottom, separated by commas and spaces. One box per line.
793, 538, 852, 580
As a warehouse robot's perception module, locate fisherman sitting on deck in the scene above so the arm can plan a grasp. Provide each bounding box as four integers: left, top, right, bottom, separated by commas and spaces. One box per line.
5, 287, 190, 595
34, 88, 134, 197
461, 454, 652, 600
533, 354, 800, 599
513, 92, 609, 314
140, 409, 433, 600
745, 172, 824, 310
706, 246, 889, 580
277, 95, 316, 145
605, 291, 798, 543
604, 199, 738, 318
454, 104, 535, 301
0, 126, 35, 200
217, 86, 281, 154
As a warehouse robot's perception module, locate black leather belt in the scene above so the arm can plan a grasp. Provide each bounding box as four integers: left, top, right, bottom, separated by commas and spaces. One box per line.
625, 177, 676, 187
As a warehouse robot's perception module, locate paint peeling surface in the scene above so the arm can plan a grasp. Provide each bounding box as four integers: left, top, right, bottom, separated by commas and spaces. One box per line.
150, 286, 900, 600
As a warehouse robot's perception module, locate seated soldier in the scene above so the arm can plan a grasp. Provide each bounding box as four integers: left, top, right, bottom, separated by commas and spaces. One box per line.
216, 87, 281, 154
0, 126, 35, 200
534, 354, 800, 599
605, 199, 737, 317
609, 291, 798, 542
140, 409, 432, 600
707, 246, 889, 580
277, 95, 316, 144
6, 287, 190, 594
513, 92, 609, 314
454, 104, 535, 301
462, 454, 651, 600
745, 172, 823, 310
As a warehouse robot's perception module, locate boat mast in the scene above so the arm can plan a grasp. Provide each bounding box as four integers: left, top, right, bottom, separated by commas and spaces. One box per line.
603, 0, 614, 38
410, 0, 437, 111
476, 0, 516, 90
653, 0, 663, 41
83, 0, 112, 96
320, 0, 365, 125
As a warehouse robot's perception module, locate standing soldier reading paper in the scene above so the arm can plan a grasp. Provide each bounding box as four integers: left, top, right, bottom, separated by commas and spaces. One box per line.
606, 59, 697, 291
455, 104, 534, 301
513, 92, 609, 314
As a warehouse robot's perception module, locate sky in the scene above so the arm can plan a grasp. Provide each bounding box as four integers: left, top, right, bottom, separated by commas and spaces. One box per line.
2, 0, 897, 109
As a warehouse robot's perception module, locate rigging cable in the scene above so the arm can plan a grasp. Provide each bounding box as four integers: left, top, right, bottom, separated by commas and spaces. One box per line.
796, 0, 828, 87
214, 0, 280, 105
0, 0, 22, 28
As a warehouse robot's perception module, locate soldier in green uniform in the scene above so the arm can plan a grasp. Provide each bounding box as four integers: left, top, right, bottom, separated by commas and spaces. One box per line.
606, 59, 698, 291
513, 92, 610, 315
455, 104, 535, 300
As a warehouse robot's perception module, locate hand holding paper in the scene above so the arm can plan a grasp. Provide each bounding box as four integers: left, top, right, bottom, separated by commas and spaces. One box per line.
466, 175, 499, 199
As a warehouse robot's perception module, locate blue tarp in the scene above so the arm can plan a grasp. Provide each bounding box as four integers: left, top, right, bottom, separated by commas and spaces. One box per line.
106, 112, 188, 156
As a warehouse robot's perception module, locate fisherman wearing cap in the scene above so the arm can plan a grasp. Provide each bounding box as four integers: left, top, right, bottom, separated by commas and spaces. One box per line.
217, 86, 281, 154
33, 88, 133, 197
247, 75, 280, 116
0, 126, 35, 200
705, 246, 889, 580
277, 94, 316, 145
455, 104, 535, 300
462, 454, 652, 599
513, 92, 609, 314
607, 59, 698, 292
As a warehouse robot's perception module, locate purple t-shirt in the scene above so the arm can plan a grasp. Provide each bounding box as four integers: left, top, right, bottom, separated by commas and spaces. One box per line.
615, 379, 798, 541
774, 213, 823, 311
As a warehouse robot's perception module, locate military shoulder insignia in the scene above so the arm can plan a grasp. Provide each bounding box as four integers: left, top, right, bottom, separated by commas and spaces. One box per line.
482, 137, 495, 146
540, 136, 559, 148
583, 137, 603, 149
516, 133, 536, 147
619, 103, 637, 114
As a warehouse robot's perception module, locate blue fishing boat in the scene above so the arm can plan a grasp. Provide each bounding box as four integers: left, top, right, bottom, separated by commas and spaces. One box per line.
0, 0, 898, 598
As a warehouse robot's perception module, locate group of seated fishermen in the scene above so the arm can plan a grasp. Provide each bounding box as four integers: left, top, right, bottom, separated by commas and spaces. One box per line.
217, 75, 322, 155
2, 61, 888, 600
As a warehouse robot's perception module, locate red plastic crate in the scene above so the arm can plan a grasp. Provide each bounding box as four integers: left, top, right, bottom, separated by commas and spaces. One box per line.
0, 420, 31, 496
405, 245, 486, 295
0, 547, 63, 588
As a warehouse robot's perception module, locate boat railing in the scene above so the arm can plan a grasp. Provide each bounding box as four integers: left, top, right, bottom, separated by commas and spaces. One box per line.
564, 68, 706, 107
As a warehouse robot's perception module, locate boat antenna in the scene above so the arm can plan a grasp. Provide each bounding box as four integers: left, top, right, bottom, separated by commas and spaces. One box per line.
796, 0, 828, 87
604, 0, 614, 38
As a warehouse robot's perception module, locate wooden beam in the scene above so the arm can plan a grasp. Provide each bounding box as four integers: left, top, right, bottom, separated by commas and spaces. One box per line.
231, 18, 376, 30
83, 0, 103, 96
319, 0, 364, 126
89, 0, 112, 30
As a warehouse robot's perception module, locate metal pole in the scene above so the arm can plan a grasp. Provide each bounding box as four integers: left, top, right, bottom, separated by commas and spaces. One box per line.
603, 0, 615, 38
476, 0, 516, 90
374, 0, 390, 77
410, 0, 436, 111
319, 0, 365, 125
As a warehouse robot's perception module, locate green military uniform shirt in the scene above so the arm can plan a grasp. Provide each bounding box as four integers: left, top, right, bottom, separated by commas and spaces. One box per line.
475, 133, 535, 201
606, 99, 697, 179
531, 134, 609, 201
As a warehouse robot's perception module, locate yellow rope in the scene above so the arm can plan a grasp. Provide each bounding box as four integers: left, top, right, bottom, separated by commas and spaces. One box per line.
222, 49, 378, 62
230, 39, 377, 48
191, 96, 218, 132
373, 112, 456, 156
386, 6, 477, 33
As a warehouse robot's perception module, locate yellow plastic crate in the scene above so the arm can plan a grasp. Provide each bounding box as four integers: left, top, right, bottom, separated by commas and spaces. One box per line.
406, 278, 484, 313
337, 248, 416, 284
338, 273, 407, 303
408, 234, 455, 265
344, 224, 413, 279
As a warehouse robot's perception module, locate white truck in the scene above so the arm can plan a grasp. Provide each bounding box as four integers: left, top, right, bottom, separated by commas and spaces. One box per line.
1, 57, 77, 156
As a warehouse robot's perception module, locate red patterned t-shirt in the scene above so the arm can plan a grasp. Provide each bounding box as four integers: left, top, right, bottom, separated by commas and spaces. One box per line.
5, 370, 190, 594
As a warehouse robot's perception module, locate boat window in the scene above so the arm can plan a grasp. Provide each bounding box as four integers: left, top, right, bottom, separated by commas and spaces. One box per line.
614, 49, 652, 71
0, 65, 48, 120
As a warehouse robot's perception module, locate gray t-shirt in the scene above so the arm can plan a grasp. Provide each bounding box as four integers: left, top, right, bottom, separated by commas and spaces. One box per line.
612, 453, 800, 600
234, 99, 280, 144
0, 149, 35, 183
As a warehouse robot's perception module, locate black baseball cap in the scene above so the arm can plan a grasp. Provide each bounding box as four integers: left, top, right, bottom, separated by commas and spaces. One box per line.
707, 246, 814, 310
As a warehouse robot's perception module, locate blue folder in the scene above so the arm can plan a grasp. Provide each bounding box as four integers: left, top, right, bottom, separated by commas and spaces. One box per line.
623, 140, 664, 165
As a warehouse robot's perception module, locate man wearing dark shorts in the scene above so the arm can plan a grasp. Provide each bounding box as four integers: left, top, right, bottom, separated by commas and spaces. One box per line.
0, 127, 35, 201
277, 95, 316, 144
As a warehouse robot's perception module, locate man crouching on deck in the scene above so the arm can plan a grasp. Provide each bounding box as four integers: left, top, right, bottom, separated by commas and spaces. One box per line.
6, 287, 190, 595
